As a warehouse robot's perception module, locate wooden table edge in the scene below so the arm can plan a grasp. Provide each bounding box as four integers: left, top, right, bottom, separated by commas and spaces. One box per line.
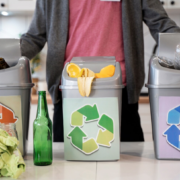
31, 95, 149, 104
31, 95, 52, 104
139, 96, 149, 104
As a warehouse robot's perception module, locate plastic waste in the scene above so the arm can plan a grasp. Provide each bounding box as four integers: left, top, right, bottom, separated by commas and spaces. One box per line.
157, 44, 180, 70
157, 56, 175, 69
174, 44, 180, 70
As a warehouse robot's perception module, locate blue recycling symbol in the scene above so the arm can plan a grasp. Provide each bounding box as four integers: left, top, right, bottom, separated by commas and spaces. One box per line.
163, 106, 180, 150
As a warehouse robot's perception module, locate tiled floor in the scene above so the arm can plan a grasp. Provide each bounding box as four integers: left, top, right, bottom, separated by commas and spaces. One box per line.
19, 104, 174, 180
14, 142, 180, 180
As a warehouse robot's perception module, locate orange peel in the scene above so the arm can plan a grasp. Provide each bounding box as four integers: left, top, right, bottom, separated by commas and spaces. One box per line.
66, 63, 81, 78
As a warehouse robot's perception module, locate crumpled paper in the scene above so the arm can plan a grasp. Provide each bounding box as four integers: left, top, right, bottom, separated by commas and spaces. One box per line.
0, 129, 25, 179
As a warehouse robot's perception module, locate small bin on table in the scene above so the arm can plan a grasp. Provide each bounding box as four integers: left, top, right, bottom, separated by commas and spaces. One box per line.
0, 57, 34, 156
146, 33, 180, 160
146, 56, 180, 159
59, 56, 124, 161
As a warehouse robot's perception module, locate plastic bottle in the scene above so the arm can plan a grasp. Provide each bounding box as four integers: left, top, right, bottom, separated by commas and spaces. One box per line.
174, 44, 180, 70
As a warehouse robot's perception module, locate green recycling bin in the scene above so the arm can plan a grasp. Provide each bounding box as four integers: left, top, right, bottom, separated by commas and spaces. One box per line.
59, 56, 124, 161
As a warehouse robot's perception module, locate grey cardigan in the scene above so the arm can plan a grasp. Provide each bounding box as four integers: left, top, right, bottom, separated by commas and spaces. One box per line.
20, 0, 180, 104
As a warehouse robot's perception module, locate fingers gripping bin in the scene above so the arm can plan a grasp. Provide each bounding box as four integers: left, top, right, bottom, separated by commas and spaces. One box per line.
60, 56, 124, 161
146, 56, 180, 159
0, 57, 34, 156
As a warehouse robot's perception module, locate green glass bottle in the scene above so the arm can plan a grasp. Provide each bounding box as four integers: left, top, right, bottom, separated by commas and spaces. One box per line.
33, 91, 52, 166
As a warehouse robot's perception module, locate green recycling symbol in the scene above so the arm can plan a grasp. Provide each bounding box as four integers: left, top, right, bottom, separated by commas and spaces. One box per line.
67, 104, 114, 155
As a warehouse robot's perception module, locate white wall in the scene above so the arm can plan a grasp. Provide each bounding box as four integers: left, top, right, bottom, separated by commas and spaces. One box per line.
0, 14, 47, 81
0, 14, 32, 38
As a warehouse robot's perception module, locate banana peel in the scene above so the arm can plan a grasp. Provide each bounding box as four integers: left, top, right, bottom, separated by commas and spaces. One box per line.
85, 77, 95, 97
77, 65, 115, 96
79, 68, 95, 78
87, 69, 95, 77
77, 68, 95, 97
78, 77, 86, 97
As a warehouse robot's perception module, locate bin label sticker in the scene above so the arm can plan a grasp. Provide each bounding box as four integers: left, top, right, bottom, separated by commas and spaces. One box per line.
0, 105, 2, 119
163, 105, 180, 151
70, 104, 100, 127
0, 103, 18, 124
164, 125, 180, 150
0, 96, 23, 155
67, 104, 114, 155
159, 97, 180, 158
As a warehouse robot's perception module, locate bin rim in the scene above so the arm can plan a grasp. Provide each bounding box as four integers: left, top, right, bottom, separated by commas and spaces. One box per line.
0, 83, 34, 88
145, 84, 180, 89
59, 85, 125, 90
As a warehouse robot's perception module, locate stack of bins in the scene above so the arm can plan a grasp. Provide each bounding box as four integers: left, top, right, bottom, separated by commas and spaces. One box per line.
0, 57, 34, 156
146, 56, 180, 159
60, 56, 124, 161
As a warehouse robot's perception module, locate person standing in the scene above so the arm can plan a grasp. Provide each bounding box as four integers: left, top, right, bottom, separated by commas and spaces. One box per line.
20, 0, 180, 142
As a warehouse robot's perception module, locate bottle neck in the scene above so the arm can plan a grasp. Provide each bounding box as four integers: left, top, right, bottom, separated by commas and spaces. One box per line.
36, 92, 49, 118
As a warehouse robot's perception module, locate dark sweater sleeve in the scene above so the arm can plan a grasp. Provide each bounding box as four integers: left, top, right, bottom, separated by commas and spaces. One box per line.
142, 0, 180, 42
20, 0, 46, 60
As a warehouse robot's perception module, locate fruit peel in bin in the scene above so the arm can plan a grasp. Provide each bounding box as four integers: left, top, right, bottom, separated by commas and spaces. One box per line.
66, 63, 116, 97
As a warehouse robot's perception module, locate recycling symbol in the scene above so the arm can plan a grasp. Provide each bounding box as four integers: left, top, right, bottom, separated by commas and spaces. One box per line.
67, 104, 114, 155
163, 105, 180, 150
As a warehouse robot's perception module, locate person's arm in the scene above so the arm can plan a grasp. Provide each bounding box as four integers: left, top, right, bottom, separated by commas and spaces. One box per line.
20, 0, 46, 60
143, 0, 180, 42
